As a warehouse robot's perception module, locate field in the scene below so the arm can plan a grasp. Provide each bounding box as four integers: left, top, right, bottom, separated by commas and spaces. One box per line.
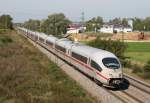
124, 42, 150, 83
125, 42, 150, 63
0, 31, 95, 103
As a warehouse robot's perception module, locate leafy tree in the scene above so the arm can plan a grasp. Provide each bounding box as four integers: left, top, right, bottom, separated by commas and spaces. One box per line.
109, 18, 122, 24
87, 37, 127, 59
24, 19, 40, 31
109, 18, 128, 26
132, 18, 144, 31
41, 13, 71, 35
85, 16, 103, 32
23, 13, 71, 35
132, 17, 150, 31
143, 60, 150, 79
122, 18, 128, 26
0, 15, 13, 29
40, 19, 49, 33
143, 17, 150, 31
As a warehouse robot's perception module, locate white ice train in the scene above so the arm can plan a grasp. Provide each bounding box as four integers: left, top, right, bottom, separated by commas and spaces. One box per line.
18, 27, 123, 87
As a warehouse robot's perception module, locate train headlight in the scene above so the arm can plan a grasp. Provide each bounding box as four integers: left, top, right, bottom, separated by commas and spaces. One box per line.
119, 73, 122, 78
109, 74, 113, 78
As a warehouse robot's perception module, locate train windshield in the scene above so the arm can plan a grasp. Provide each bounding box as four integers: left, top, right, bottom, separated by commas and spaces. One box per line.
102, 58, 120, 69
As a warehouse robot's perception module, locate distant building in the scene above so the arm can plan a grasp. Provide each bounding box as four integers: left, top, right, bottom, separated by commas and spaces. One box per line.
67, 23, 86, 34
123, 27, 133, 33
99, 24, 132, 34
128, 19, 133, 29
99, 24, 114, 33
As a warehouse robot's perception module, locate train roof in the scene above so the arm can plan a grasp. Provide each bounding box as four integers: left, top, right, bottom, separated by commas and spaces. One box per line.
38, 32, 48, 38
18, 27, 118, 60
71, 44, 99, 56
55, 39, 116, 59
71, 43, 115, 59
56, 38, 74, 48
46, 36, 58, 43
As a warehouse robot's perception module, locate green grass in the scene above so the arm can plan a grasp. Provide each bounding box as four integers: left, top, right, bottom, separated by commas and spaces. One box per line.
125, 42, 150, 63
0, 31, 95, 103
125, 52, 150, 63
0, 35, 13, 46
124, 42, 150, 82
125, 42, 150, 52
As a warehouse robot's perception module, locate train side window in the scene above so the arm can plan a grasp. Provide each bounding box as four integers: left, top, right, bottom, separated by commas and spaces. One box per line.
72, 52, 87, 64
46, 40, 53, 46
91, 60, 102, 72
35, 35, 38, 40
55, 45, 66, 53
39, 37, 44, 42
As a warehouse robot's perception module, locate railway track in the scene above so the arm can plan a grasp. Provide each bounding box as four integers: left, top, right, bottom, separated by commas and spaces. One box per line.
19, 31, 150, 103
124, 74, 150, 95
102, 75, 150, 103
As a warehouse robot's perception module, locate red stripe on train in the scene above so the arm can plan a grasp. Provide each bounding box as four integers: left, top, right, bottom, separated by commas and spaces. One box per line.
27, 37, 109, 80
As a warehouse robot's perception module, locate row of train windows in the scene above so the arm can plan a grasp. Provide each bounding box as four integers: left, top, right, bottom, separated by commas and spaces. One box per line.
71, 52, 87, 64
55, 45, 66, 53
53, 45, 88, 64
39, 37, 44, 42
91, 60, 102, 72
46, 41, 53, 46
72, 52, 102, 72
38, 40, 102, 72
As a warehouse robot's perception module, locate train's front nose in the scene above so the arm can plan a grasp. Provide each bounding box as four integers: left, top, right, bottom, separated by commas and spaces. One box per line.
109, 78, 123, 86
107, 70, 123, 86
102, 57, 123, 86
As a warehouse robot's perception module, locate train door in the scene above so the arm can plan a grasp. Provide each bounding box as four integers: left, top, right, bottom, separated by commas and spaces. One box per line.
91, 59, 103, 85
67, 48, 71, 64
89, 58, 97, 79
69, 45, 74, 65
90, 59, 104, 83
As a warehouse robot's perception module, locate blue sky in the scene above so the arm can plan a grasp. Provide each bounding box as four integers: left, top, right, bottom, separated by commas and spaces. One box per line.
0, 0, 150, 22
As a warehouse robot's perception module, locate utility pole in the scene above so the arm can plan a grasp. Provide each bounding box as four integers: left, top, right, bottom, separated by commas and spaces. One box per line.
122, 27, 124, 42
81, 12, 85, 26
40, 21, 42, 32
5, 16, 7, 29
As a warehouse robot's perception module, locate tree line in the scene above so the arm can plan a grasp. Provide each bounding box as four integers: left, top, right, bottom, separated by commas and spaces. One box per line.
22, 13, 150, 35
0, 15, 13, 29
1, 13, 150, 34
23, 13, 71, 35
22, 15, 130, 35
85, 17, 150, 32
133, 17, 150, 31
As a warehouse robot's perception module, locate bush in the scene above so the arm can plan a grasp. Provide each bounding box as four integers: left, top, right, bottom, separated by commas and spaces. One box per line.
132, 64, 143, 73
143, 60, 150, 79
0, 29, 6, 34
144, 60, 150, 72
130, 60, 150, 79
87, 37, 127, 59
121, 59, 132, 68
0, 35, 13, 46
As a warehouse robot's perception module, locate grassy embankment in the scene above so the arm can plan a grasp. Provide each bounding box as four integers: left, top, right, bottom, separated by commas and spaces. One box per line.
0, 30, 96, 103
